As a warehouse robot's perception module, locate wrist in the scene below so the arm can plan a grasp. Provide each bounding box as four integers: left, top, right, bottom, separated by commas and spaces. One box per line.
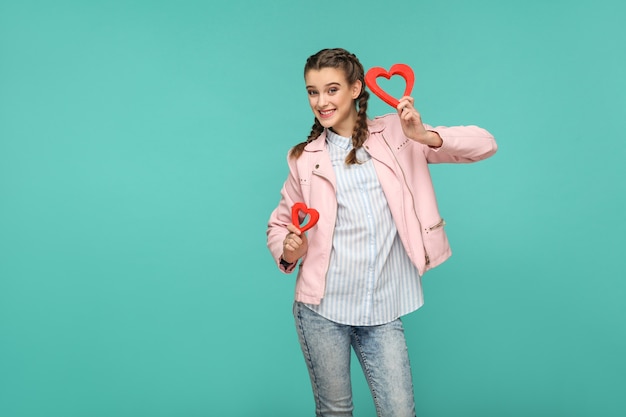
427, 130, 443, 148
280, 256, 295, 268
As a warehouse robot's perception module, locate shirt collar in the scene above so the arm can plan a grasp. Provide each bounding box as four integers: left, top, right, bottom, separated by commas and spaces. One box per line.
325, 129, 352, 150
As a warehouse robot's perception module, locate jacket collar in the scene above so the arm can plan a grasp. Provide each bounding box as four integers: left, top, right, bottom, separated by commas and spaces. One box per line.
303, 118, 387, 152
368, 117, 386, 133
304, 129, 327, 152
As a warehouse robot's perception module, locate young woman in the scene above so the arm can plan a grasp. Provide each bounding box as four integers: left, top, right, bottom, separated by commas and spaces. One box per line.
267, 48, 497, 417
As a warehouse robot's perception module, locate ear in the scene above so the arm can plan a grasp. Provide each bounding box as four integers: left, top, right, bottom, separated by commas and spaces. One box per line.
351, 80, 363, 99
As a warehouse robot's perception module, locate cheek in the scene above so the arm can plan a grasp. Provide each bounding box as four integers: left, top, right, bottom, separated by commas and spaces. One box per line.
339, 94, 353, 108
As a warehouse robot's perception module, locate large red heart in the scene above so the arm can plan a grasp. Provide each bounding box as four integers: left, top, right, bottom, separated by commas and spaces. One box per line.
291, 202, 319, 233
364, 63, 415, 108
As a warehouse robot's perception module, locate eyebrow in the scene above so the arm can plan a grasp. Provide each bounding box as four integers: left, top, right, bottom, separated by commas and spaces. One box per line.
306, 82, 342, 89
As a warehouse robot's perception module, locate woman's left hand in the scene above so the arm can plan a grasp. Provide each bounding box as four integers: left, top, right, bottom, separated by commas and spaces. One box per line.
397, 96, 443, 148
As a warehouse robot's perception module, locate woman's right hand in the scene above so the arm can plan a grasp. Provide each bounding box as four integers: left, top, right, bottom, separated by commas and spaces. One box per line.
282, 223, 308, 264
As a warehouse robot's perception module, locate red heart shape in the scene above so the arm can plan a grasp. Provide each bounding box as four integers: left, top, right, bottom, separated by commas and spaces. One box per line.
291, 202, 319, 233
364, 63, 415, 108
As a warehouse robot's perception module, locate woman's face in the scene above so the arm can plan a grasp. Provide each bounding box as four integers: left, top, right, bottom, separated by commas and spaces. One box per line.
305, 67, 362, 138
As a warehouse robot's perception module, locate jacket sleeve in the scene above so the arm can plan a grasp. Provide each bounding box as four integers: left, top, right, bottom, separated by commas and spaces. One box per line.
266, 152, 303, 273
423, 124, 497, 163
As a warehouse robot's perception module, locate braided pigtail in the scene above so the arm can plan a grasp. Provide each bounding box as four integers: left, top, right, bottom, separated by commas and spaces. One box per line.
289, 119, 324, 159
346, 89, 370, 165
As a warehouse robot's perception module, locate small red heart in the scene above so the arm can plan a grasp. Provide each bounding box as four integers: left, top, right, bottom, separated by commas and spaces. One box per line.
364, 63, 415, 108
291, 202, 319, 233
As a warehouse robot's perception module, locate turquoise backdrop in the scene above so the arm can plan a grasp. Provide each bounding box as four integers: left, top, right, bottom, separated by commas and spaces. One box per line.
1, 0, 625, 416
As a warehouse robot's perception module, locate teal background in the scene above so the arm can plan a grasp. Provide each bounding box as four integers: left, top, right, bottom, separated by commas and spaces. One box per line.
1, 0, 624, 416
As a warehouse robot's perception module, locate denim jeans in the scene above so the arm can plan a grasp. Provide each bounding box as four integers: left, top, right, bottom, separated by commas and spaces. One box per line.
293, 302, 416, 417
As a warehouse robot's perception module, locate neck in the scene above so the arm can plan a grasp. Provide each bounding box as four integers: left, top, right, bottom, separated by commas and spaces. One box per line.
330, 109, 358, 138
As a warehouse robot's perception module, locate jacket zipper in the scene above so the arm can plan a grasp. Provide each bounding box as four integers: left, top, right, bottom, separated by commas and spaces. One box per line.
311, 169, 337, 283
380, 134, 431, 268
428, 218, 446, 231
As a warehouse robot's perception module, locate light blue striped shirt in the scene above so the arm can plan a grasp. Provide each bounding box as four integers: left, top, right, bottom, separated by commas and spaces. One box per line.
306, 129, 423, 326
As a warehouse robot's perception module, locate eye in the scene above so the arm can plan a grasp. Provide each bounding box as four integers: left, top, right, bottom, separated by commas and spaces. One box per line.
307, 90, 318, 96
328, 87, 338, 94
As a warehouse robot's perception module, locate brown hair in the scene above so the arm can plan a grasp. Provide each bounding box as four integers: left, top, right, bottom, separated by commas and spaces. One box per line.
290, 48, 370, 165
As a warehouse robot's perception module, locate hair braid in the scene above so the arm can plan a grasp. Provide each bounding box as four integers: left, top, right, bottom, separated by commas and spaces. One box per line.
346, 89, 370, 165
289, 119, 324, 159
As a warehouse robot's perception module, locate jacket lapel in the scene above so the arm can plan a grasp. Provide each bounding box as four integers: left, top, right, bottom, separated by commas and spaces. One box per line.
304, 131, 336, 190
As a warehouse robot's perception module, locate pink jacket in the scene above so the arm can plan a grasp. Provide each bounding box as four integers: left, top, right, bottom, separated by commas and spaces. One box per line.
267, 114, 497, 305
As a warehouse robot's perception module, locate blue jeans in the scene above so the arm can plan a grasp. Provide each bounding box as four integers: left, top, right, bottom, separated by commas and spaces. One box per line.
293, 302, 416, 417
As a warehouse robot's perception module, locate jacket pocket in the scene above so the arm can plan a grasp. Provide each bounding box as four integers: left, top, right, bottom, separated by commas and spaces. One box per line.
423, 219, 449, 267
426, 218, 446, 232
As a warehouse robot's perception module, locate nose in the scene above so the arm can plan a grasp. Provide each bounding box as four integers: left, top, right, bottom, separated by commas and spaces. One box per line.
317, 92, 328, 108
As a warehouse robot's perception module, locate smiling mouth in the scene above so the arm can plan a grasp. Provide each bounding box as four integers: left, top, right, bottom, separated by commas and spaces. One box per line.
318, 109, 335, 119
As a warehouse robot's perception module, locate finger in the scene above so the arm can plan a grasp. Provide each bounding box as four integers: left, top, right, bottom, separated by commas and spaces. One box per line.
401, 109, 414, 122
402, 105, 421, 118
398, 103, 413, 115
399, 97, 416, 112
399, 96, 415, 105
284, 234, 302, 247
284, 242, 297, 252
397, 105, 412, 119
286, 223, 302, 235
400, 105, 414, 117
291, 235, 303, 246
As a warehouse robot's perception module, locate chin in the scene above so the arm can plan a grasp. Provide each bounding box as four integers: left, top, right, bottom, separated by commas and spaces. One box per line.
316, 118, 334, 129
